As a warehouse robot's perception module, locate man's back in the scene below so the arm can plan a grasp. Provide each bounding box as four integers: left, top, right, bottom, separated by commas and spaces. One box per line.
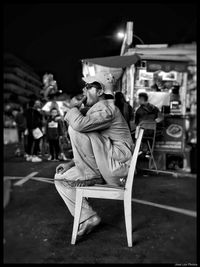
91, 100, 133, 147
25, 108, 42, 130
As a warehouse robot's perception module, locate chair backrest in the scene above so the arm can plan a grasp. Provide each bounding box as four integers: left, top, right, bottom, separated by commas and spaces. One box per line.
138, 120, 157, 130
137, 120, 157, 142
125, 127, 144, 192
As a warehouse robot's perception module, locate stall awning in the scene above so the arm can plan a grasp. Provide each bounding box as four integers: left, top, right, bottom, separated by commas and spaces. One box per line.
82, 54, 140, 68
146, 60, 188, 72
138, 54, 190, 72
82, 53, 190, 72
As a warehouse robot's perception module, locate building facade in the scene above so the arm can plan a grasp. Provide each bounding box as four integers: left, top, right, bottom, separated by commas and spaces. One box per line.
3, 53, 42, 104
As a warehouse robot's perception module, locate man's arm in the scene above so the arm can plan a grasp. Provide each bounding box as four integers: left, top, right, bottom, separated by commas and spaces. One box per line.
58, 120, 64, 136
152, 105, 163, 123
134, 109, 139, 126
65, 105, 114, 132
155, 109, 164, 123
128, 104, 134, 121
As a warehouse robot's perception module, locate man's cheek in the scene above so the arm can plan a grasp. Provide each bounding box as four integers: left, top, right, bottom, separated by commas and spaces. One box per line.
87, 92, 93, 101
86, 91, 91, 99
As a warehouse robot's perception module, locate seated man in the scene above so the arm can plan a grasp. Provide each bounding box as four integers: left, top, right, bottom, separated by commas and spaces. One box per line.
134, 92, 160, 126
134, 92, 162, 156
54, 73, 134, 237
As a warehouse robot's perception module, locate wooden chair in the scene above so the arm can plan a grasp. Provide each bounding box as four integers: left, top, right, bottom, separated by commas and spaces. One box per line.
71, 127, 144, 247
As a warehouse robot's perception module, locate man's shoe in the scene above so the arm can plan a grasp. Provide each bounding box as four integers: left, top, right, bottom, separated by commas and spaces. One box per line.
26, 155, 32, 161
145, 151, 151, 158
48, 156, 53, 161
77, 215, 101, 237
60, 152, 68, 161
31, 156, 42, 162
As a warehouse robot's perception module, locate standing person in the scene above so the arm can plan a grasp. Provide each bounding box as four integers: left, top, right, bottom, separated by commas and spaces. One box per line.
58, 118, 69, 161
33, 99, 45, 156
24, 100, 43, 162
115, 92, 134, 129
12, 106, 27, 156
46, 108, 63, 161
134, 92, 160, 126
134, 92, 162, 156
54, 73, 134, 237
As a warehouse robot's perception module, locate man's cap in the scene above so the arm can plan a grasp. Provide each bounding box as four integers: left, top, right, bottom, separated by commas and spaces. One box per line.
82, 72, 116, 95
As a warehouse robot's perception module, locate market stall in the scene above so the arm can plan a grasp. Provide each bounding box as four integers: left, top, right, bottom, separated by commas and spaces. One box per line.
122, 44, 196, 172
81, 44, 196, 173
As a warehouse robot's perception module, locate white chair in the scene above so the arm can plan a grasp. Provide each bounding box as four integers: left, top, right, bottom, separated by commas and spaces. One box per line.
71, 127, 144, 247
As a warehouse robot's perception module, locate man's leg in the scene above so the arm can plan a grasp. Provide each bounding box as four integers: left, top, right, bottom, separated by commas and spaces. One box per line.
33, 137, 41, 156
68, 126, 130, 186
54, 166, 97, 223
26, 133, 34, 155
48, 140, 54, 159
68, 126, 102, 180
17, 128, 22, 144
54, 139, 60, 159
54, 126, 102, 223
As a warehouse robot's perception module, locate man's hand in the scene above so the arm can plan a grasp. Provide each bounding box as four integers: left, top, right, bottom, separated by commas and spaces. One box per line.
56, 160, 75, 174
55, 116, 62, 121
155, 112, 164, 123
69, 96, 87, 109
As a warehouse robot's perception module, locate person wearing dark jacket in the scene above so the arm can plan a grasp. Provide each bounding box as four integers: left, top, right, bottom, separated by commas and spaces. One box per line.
115, 92, 134, 130
24, 100, 43, 162
135, 92, 160, 126
134, 92, 160, 157
12, 106, 27, 156
46, 107, 63, 161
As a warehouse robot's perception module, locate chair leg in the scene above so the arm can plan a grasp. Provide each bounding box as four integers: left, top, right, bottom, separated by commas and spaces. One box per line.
71, 190, 83, 245
147, 141, 158, 172
124, 195, 132, 247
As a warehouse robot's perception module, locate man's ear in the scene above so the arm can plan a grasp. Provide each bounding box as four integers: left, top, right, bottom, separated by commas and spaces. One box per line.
97, 89, 104, 96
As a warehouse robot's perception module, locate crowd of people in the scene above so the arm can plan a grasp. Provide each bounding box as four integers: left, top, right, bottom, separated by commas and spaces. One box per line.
8, 98, 70, 162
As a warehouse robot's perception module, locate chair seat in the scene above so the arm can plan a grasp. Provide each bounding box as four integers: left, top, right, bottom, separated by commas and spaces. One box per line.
76, 184, 125, 191
76, 184, 125, 200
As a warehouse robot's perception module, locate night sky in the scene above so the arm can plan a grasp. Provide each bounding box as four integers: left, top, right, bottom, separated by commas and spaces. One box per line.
4, 3, 196, 95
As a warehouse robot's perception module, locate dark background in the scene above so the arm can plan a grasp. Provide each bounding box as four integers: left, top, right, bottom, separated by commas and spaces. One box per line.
4, 3, 197, 95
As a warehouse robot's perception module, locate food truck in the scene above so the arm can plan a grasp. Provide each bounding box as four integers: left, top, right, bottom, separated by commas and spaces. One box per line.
82, 43, 196, 173
123, 44, 196, 172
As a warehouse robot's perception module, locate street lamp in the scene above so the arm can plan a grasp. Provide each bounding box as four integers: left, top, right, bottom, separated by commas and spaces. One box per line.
117, 31, 144, 44
117, 31, 125, 40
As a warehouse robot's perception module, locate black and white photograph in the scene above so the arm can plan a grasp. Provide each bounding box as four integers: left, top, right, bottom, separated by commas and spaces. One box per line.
3, 2, 197, 264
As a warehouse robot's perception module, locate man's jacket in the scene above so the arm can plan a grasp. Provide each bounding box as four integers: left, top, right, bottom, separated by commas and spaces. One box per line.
65, 99, 134, 153
25, 108, 43, 130
65, 99, 135, 182
135, 103, 159, 125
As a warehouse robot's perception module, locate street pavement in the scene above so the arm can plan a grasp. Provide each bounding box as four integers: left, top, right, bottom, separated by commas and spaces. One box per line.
3, 144, 197, 264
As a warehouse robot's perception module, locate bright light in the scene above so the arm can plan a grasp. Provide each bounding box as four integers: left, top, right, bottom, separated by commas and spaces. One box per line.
117, 31, 125, 40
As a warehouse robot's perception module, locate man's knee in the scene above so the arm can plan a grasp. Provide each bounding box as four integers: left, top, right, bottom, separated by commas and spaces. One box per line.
54, 172, 62, 180
54, 172, 67, 188
68, 126, 91, 146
